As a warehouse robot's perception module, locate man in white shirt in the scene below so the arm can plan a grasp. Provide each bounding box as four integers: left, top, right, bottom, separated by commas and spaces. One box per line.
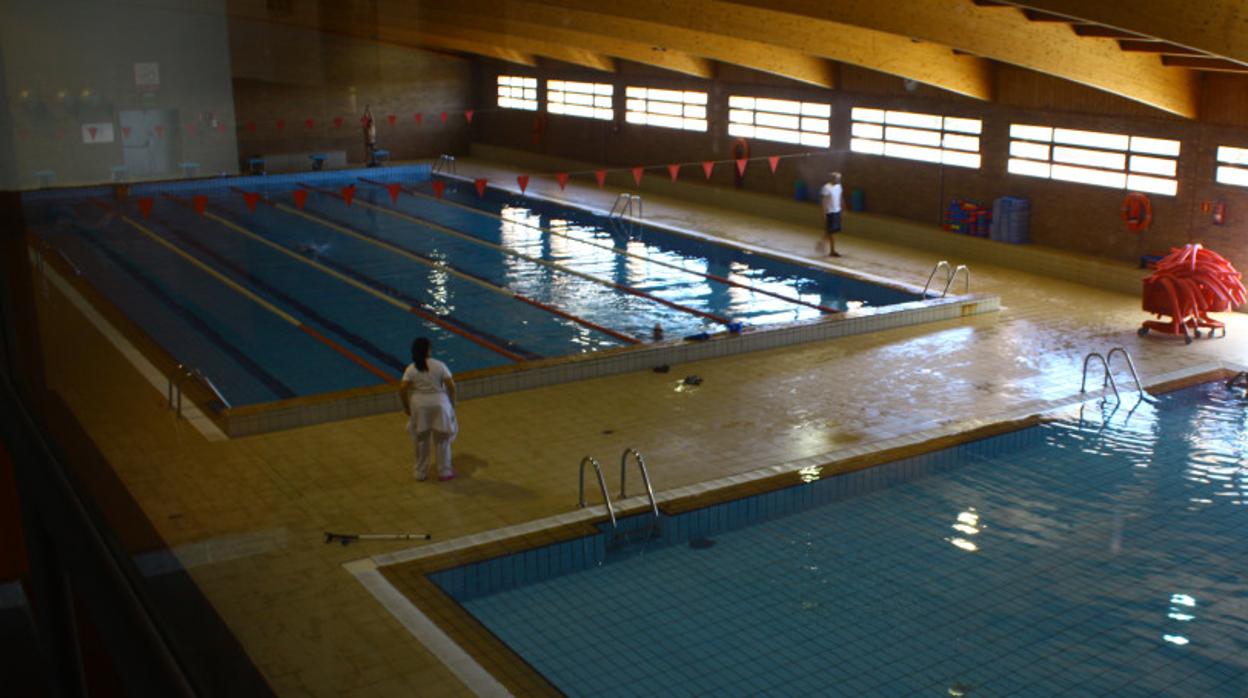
819, 172, 843, 257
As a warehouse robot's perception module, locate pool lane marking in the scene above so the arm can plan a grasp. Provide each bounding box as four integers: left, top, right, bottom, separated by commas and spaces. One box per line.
205, 192, 532, 362
366, 177, 842, 316
302, 183, 734, 327
92, 199, 397, 385
152, 198, 406, 372
260, 191, 641, 346
30, 246, 227, 441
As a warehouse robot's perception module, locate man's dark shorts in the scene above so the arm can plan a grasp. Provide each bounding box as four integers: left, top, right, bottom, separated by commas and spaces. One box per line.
825, 211, 842, 234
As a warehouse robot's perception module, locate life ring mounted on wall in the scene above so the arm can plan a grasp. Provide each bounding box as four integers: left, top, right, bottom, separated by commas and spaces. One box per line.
1122, 192, 1153, 233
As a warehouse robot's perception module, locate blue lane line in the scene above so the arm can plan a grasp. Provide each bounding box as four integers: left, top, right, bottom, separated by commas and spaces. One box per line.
66, 221, 297, 400
208, 201, 546, 361
145, 212, 407, 373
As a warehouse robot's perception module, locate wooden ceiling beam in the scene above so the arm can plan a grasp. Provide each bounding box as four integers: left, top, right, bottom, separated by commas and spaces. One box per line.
522, 0, 994, 100
1117, 40, 1203, 56
720, 0, 1199, 118
992, 1, 1248, 64
1161, 56, 1248, 73
1071, 24, 1146, 39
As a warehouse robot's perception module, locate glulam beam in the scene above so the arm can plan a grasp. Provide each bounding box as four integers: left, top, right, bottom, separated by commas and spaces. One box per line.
721, 0, 1200, 118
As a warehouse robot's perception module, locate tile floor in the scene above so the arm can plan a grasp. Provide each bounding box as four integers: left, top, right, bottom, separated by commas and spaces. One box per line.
29, 158, 1248, 696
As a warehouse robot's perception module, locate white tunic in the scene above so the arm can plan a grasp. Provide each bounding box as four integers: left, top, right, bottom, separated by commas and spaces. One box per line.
402, 360, 457, 436
820, 182, 843, 214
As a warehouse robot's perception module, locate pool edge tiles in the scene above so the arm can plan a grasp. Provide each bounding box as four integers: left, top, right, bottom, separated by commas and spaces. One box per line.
352, 365, 1239, 696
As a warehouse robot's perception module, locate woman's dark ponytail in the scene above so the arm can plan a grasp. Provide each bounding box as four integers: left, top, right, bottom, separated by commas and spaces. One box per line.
411, 337, 431, 372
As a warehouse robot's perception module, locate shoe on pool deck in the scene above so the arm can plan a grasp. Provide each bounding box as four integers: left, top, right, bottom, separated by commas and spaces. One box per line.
438, 472, 456, 481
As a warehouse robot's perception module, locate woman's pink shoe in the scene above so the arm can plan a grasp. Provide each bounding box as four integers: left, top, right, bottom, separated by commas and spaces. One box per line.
438, 473, 455, 481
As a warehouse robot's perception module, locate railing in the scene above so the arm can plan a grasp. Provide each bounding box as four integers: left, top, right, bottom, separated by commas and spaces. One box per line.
609, 193, 642, 219
619, 448, 659, 521
1105, 347, 1152, 402
168, 364, 231, 418
1080, 352, 1120, 403
432, 154, 456, 175
922, 261, 952, 296
578, 456, 617, 529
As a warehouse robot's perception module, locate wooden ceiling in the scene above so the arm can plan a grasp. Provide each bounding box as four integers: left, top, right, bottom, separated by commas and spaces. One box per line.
230, 0, 1248, 119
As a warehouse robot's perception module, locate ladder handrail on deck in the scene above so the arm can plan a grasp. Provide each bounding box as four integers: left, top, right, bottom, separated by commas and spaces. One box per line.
1105, 347, 1151, 401
432, 154, 456, 175
942, 264, 970, 296
1080, 352, 1120, 403
578, 456, 617, 529
619, 448, 659, 520
922, 261, 952, 296
609, 193, 642, 219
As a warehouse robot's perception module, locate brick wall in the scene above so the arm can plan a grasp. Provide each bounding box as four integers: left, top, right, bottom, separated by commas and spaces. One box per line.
471, 58, 1248, 273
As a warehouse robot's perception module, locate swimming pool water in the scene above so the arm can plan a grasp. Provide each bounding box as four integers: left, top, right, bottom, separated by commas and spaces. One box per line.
25, 170, 917, 406
436, 382, 1248, 696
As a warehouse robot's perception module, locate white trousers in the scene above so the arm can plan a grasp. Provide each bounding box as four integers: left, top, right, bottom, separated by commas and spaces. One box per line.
413, 430, 453, 479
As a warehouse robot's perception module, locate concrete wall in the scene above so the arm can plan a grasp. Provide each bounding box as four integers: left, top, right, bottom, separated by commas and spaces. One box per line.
228, 8, 472, 169
470, 59, 1248, 273
0, 0, 239, 189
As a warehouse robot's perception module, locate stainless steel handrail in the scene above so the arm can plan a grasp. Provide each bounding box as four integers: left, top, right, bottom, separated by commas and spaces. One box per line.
1105, 347, 1151, 401
56, 248, 82, 276
1080, 352, 1120, 403
609, 193, 632, 219
578, 456, 617, 529
630, 194, 643, 219
432, 154, 456, 174
922, 260, 952, 296
619, 448, 659, 520
942, 264, 970, 296
185, 366, 231, 409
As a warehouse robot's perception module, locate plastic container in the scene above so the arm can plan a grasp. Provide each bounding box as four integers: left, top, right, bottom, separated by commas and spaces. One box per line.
794, 179, 808, 201
850, 188, 865, 211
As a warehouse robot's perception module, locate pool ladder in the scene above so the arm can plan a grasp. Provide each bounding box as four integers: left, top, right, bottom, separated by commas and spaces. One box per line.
609, 193, 642, 219
578, 448, 660, 530
1080, 347, 1152, 404
922, 260, 970, 297
167, 363, 231, 417
432, 153, 456, 175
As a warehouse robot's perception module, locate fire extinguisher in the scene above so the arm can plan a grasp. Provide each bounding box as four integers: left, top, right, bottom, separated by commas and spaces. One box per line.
1213, 202, 1225, 225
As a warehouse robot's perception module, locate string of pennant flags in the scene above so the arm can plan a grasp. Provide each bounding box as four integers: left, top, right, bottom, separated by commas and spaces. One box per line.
123, 148, 820, 222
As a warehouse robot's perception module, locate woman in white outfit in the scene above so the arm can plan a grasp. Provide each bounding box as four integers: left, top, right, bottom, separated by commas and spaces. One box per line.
399, 337, 458, 481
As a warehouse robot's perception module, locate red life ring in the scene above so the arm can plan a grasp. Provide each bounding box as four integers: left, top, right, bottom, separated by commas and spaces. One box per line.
1121, 192, 1152, 232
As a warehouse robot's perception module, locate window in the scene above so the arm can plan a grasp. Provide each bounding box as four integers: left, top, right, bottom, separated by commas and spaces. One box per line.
1008, 124, 1180, 196
1215, 146, 1248, 188
727, 96, 830, 147
547, 80, 613, 120
624, 86, 707, 131
850, 107, 981, 168
497, 75, 537, 111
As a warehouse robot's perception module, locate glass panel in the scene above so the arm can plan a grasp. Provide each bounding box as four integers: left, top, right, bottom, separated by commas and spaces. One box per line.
1127, 173, 1178, 196
885, 126, 942, 147
1130, 136, 1180, 156
799, 133, 831, 148
942, 134, 980, 152
1053, 128, 1129, 151
1008, 158, 1052, 178
943, 117, 982, 134
884, 110, 943, 130
1010, 124, 1053, 142
1216, 146, 1248, 165
884, 141, 943, 163
1051, 164, 1127, 189
942, 150, 981, 168
851, 107, 885, 123
728, 123, 754, 138
1010, 141, 1050, 160
1052, 146, 1126, 170
801, 103, 831, 118
755, 97, 801, 114
851, 123, 883, 140
1216, 165, 1248, 186
682, 91, 708, 104
755, 112, 800, 130
800, 117, 829, 134
1129, 155, 1177, 177
728, 110, 754, 124
755, 126, 801, 144
850, 138, 885, 154
728, 95, 754, 109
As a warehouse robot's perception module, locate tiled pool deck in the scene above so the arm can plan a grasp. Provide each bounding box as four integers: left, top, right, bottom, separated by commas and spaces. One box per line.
30, 157, 1248, 696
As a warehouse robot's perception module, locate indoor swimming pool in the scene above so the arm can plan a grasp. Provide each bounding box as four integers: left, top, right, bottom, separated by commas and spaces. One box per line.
23, 167, 920, 407
427, 380, 1248, 696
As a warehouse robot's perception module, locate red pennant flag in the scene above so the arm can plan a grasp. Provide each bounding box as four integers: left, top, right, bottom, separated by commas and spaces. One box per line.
192, 195, 208, 216
245, 121, 256, 132
632, 167, 644, 186
305, 118, 315, 129
387, 182, 402, 204
122, 126, 131, 138
360, 115, 369, 125
516, 174, 530, 193
440, 111, 448, 125
292, 189, 309, 209
333, 116, 343, 128
87, 126, 98, 140
217, 122, 226, 134
341, 185, 356, 206
242, 192, 261, 212
154, 125, 164, 138
702, 161, 714, 180
432, 180, 446, 199
413, 113, 423, 125
556, 173, 569, 190
387, 114, 396, 126
594, 170, 607, 188
186, 124, 196, 136
474, 178, 488, 197
276, 119, 286, 131
667, 164, 681, 182
136, 197, 154, 218
464, 109, 474, 124
735, 158, 748, 177
767, 155, 781, 174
